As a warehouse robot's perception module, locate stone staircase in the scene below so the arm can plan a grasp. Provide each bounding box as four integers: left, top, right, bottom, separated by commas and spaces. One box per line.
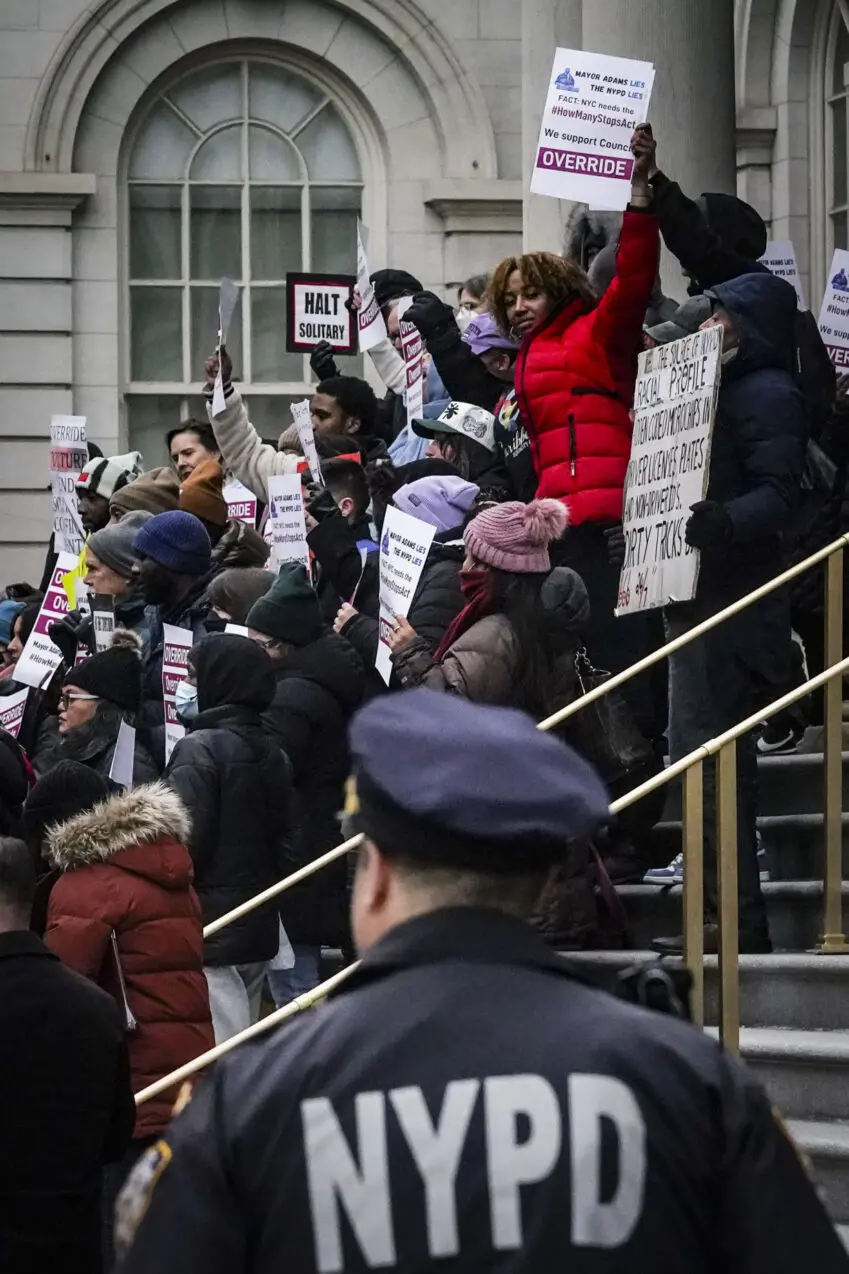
570, 749, 849, 1232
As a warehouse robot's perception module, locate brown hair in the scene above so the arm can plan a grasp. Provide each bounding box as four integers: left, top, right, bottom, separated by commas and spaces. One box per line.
487, 252, 597, 336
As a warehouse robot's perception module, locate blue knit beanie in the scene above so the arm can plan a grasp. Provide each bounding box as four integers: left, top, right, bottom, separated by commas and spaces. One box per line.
132, 510, 211, 577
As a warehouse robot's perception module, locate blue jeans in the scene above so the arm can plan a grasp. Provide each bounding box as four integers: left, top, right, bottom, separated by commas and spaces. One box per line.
267, 944, 321, 1007
665, 606, 769, 938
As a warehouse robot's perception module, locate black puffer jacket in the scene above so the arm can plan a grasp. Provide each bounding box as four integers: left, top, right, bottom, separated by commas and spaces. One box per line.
264, 631, 364, 946
342, 531, 465, 690
165, 635, 296, 967
58, 704, 160, 787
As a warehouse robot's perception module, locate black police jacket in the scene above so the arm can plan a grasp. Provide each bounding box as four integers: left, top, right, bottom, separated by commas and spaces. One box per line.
118, 908, 847, 1273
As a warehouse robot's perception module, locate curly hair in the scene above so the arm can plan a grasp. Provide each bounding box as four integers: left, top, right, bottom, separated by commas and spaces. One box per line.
487, 252, 597, 336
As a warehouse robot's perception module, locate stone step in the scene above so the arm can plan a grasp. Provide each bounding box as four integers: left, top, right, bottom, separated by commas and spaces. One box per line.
650, 813, 849, 881
566, 951, 849, 1031
660, 751, 849, 823
787, 1120, 849, 1224
728, 1028, 849, 1122
619, 880, 848, 951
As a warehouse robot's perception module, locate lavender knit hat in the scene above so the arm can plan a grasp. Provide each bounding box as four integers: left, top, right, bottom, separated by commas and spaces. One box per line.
393, 475, 480, 534
464, 499, 568, 574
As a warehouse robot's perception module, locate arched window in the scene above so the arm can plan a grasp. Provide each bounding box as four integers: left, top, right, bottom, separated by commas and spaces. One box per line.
826, 3, 849, 255
125, 58, 362, 452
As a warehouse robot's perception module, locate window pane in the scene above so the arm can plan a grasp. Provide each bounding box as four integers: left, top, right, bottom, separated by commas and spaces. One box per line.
835, 214, 848, 252
126, 395, 186, 467
296, 105, 360, 180
130, 103, 196, 180
191, 287, 243, 381
191, 126, 243, 181
168, 64, 242, 133
130, 186, 181, 279
190, 187, 242, 279
249, 64, 324, 133
249, 126, 301, 180
131, 288, 182, 381
311, 187, 360, 274
243, 395, 305, 438
251, 187, 302, 278
252, 289, 304, 381
834, 101, 847, 211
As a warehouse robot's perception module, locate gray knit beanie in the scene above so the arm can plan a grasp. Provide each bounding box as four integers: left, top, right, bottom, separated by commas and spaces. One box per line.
88, 511, 153, 580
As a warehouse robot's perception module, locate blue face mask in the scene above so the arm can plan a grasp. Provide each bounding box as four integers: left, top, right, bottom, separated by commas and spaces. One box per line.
175, 680, 199, 724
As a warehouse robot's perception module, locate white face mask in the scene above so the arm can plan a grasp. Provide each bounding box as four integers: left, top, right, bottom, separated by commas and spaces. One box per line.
174, 680, 198, 723
455, 308, 476, 334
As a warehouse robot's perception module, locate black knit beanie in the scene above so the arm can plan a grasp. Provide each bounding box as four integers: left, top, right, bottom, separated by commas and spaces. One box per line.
63, 632, 143, 714
23, 761, 114, 842
246, 562, 323, 647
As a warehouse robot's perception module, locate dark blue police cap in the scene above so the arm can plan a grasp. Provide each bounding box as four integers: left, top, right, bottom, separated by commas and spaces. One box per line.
349, 689, 610, 871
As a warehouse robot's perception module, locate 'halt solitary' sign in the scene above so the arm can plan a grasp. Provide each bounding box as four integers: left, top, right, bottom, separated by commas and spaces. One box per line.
286, 273, 356, 354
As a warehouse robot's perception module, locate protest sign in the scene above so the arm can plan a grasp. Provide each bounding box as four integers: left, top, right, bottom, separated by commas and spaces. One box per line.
616, 324, 723, 615
376, 506, 435, 685
109, 720, 136, 788
223, 479, 258, 527
0, 686, 29, 740
14, 552, 80, 688
396, 296, 425, 429
162, 624, 193, 764
212, 278, 239, 415
224, 623, 250, 637
73, 589, 92, 666
531, 49, 654, 210
91, 595, 116, 653
760, 240, 806, 309
50, 416, 87, 556
818, 250, 849, 369
266, 473, 310, 572
291, 399, 323, 486
286, 273, 355, 354
356, 221, 387, 352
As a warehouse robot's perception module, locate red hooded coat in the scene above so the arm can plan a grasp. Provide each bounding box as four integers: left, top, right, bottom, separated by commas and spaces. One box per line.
44, 781, 213, 1137
514, 210, 660, 525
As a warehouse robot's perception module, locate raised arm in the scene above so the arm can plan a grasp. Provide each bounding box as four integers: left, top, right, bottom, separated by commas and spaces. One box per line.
204, 348, 300, 502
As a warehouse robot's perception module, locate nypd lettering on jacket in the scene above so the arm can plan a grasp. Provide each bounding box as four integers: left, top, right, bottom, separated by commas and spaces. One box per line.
303, 1072, 644, 1272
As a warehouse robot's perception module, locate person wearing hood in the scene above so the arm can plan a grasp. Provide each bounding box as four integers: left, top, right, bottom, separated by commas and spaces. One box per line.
206, 567, 275, 627
391, 499, 571, 716
109, 467, 181, 522
165, 635, 297, 1042
246, 565, 365, 1001
334, 470, 473, 691
84, 511, 154, 648
648, 275, 807, 957
179, 456, 270, 572
76, 452, 144, 537
37, 763, 213, 1257
57, 631, 160, 786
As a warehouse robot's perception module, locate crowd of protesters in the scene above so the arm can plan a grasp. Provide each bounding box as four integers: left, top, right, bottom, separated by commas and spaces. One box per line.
0, 121, 845, 1269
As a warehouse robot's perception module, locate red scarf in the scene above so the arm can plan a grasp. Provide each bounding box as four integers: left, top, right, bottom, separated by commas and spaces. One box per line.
434, 568, 495, 661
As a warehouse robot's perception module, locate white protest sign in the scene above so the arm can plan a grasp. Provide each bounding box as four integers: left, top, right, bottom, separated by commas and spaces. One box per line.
0, 686, 29, 740
760, 240, 806, 309
616, 324, 723, 615
356, 221, 387, 352
213, 278, 239, 416
109, 720, 136, 789
50, 416, 87, 556
14, 552, 80, 688
223, 479, 258, 527
818, 250, 849, 370
266, 473, 310, 572
90, 595, 115, 653
224, 623, 250, 637
396, 296, 425, 429
291, 400, 323, 486
162, 624, 193, 764
376, 506, 435, 685
531, 49, 654, 210
286, 274, 355, 353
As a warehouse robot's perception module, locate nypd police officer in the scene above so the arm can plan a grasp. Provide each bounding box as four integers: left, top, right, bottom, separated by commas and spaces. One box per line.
117, 690, 848, 1272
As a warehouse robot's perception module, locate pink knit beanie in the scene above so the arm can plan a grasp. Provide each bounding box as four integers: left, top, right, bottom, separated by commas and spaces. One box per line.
464, 499, 569, 573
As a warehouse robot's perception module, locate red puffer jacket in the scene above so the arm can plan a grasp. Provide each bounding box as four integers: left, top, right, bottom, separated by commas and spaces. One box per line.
44, 781, 213, 1137
515, 210, 660, 525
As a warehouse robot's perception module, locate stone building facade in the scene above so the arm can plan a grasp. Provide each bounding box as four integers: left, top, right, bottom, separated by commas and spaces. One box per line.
0, 0, 839, 579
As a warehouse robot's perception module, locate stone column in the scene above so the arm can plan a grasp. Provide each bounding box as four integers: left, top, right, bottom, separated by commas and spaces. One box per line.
581, 0, 737, 295
522, 0, 583, 251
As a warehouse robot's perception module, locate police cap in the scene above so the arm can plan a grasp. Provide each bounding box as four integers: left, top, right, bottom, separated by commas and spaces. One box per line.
349, 688, 609, 871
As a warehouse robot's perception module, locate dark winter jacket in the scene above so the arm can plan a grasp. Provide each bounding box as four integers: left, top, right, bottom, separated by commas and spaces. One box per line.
44, 782, 214, 1138
114, 587, 153, 652
165, 635, 297, 967
515, 210, 660, 523
343, 532, 465, 690
0, 930, 134, 1274
424, 323, 505, 413
211, 519, 270, 572
308, 511, 380, 624
264, 632, 364, 945
0, 727, 29, 834
140, 578, 212, 757
494, 388, 537, 502
58, 707, 160, 788
695, 273, 808, 601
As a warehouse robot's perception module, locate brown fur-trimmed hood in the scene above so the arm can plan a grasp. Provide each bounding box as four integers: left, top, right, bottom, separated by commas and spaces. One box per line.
46, 781, 192, 873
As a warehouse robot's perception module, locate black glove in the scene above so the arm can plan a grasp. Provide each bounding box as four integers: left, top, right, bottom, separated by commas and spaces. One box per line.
306, 487, 340, 525
310, 341, 340, 382
47, 608, 92, 665
403, 291, 457, 343
685, 500, 733, 550
604, 525, 626, 569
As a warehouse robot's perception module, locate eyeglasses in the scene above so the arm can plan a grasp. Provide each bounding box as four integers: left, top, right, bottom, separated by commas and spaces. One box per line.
253, 636, 278, 652
59, 692, 99, 710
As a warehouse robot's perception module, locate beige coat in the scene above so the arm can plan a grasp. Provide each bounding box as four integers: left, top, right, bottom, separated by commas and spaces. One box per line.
394, 613, 519, 704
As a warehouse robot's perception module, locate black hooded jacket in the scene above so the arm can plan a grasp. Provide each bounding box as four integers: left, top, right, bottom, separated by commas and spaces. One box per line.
165, 635, 297, 967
